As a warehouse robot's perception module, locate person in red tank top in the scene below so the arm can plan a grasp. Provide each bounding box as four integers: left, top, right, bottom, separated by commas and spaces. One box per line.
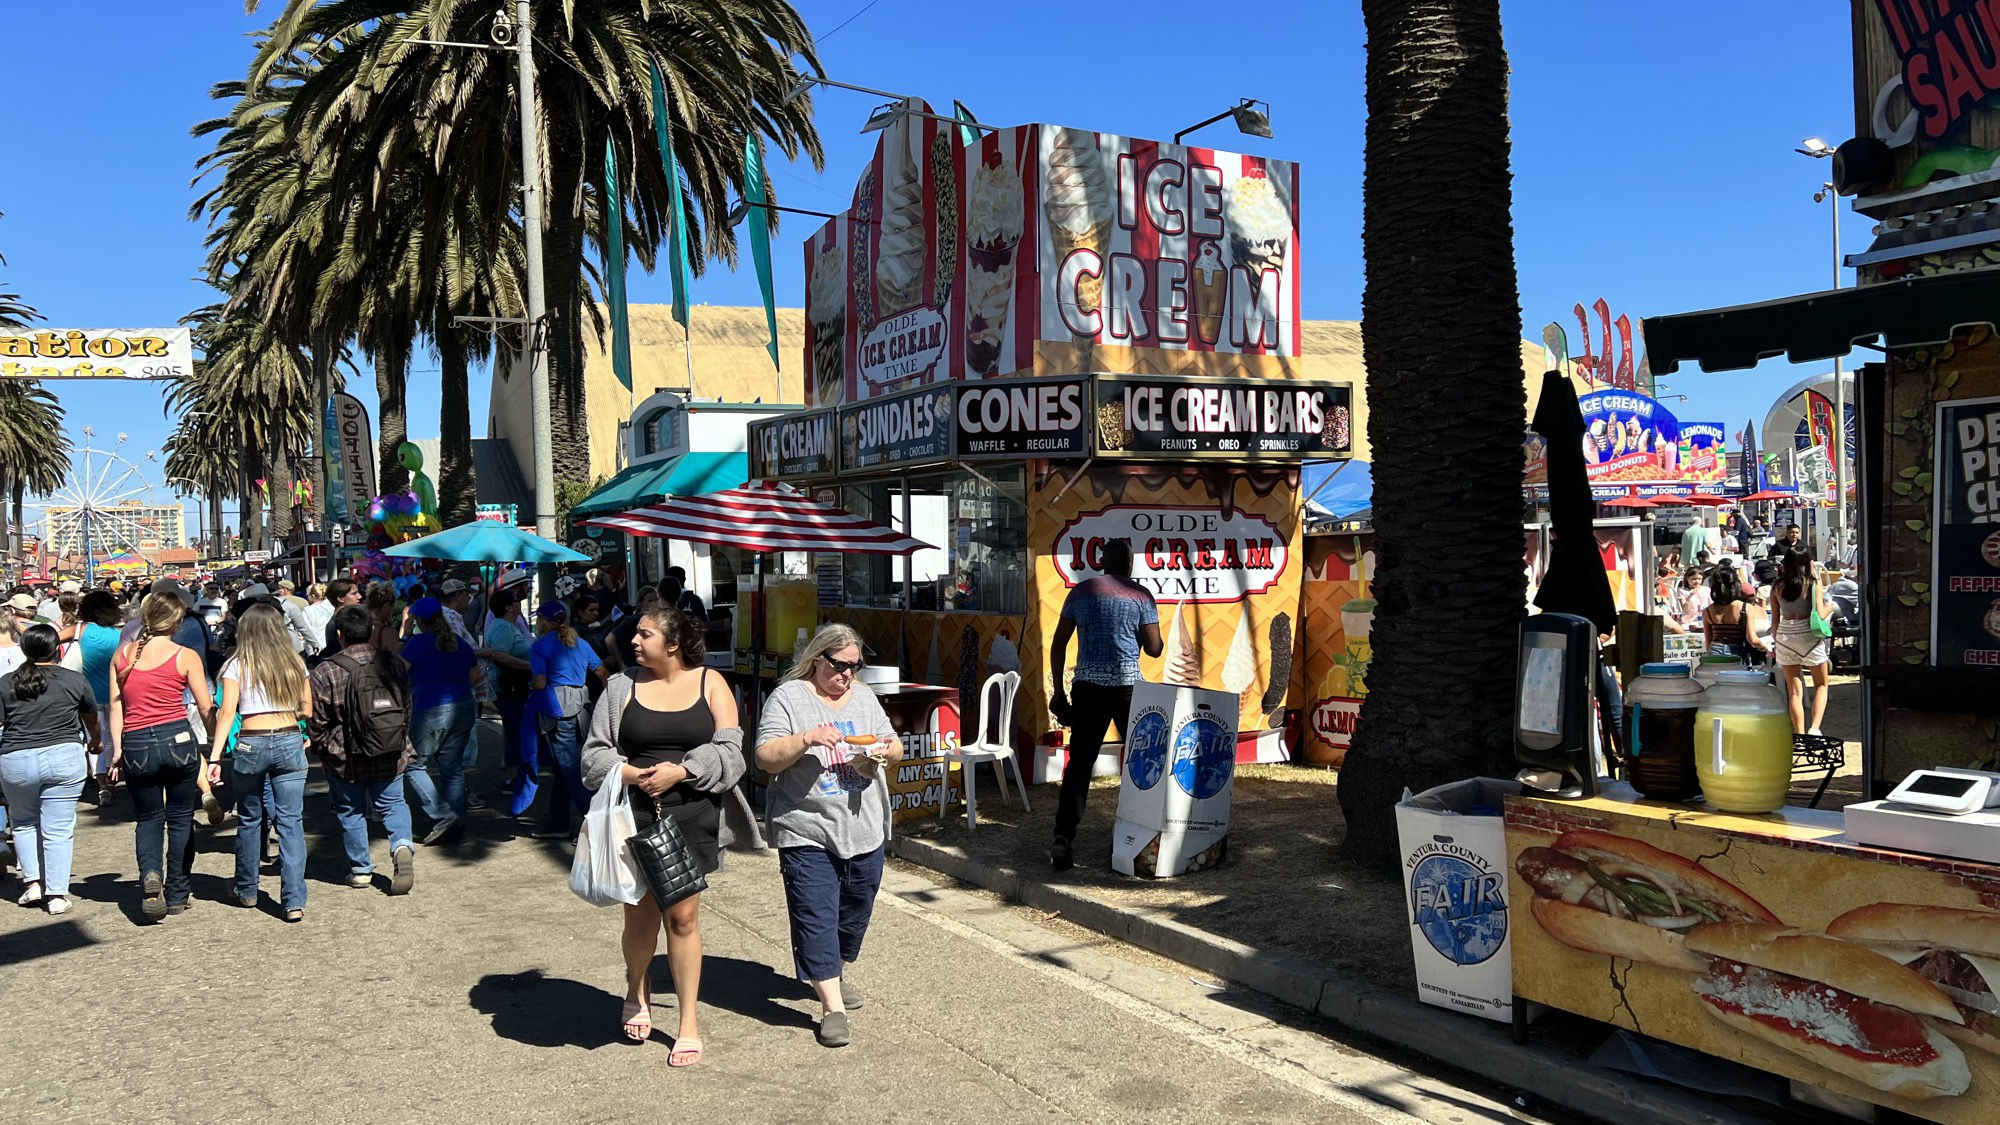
106, 593, 217, 921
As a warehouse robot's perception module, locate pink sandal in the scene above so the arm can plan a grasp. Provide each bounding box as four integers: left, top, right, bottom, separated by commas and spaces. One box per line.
620, 999, 652, 1042
668, 1037, 703, 1068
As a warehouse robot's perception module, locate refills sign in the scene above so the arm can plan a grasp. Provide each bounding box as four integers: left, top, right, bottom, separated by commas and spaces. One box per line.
748, 409, 838, 478
1052, 504, 1288, 602
1093, 376, 1351, 458
954, 377, 1090, 458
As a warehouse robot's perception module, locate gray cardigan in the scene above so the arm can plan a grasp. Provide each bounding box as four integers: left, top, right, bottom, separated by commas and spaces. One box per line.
579, 669, 746, 795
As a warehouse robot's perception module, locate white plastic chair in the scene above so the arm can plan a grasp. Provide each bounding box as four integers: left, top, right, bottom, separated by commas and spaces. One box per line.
939, 670, 1027, 829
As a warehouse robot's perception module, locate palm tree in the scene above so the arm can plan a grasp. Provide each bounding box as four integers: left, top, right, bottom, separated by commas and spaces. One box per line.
244, 0, 823, 490
1336, 0, 1527, 870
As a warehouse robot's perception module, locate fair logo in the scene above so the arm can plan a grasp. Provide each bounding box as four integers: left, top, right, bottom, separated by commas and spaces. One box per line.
1406, 838, 1508, 966
1126, 705, 1170, 790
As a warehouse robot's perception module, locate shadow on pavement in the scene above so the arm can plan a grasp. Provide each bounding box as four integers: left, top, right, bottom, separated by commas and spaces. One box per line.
470, 969, 623, 1049
684, 955, 816, 1031
0, 915, 97, 963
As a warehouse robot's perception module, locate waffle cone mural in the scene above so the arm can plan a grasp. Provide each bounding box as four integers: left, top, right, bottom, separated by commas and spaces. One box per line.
1028, 463, 1303, 733
1301, 534, 1373, 767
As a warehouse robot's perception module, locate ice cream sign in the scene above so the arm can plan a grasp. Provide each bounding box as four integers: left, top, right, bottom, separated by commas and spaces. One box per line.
1052, 505, 1288, 602
1577, 390, 1685, 484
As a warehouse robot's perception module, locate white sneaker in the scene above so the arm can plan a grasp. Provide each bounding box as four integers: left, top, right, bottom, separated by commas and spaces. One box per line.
45, 896, 70, 916
1808, 727, 1824, 737
17, 881, 43, 906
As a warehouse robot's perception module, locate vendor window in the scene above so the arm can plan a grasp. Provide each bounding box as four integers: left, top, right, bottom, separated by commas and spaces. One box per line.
837, 467, 1026, 615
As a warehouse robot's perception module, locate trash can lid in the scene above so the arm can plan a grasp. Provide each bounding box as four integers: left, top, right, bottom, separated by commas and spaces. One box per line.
1639, 662, 1690, 676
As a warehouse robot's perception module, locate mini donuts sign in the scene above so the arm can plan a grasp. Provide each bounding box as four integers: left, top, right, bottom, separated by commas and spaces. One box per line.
1052, 505, 1288, 602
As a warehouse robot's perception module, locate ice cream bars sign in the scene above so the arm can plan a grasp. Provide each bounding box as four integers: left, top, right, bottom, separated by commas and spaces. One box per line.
1094, 376, 1351, 458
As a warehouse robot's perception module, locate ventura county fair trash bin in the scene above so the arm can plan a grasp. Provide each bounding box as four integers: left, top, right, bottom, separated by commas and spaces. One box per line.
1394, 777, 1518, 1023
1112, 682, 1239, 877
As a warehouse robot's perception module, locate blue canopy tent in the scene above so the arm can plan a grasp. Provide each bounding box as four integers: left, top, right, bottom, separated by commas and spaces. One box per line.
1301, 460, 1373, 528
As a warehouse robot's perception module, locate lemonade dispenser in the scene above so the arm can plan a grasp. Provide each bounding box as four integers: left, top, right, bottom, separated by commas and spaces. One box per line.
1694, 669, 1793, 813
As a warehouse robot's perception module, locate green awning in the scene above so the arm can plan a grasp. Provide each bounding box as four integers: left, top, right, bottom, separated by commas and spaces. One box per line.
1642, 270, 2000, 374
567, 451, 749, 518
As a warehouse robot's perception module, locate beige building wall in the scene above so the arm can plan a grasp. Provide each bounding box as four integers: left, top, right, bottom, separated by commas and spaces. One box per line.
486, 305, 1561, 478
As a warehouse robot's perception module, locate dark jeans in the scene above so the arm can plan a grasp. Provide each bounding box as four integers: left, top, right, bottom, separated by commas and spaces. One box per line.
778, 844, 886, 983
123, 720, 203, 906
1054, 681, 1132, 844
536, 713, 588, 833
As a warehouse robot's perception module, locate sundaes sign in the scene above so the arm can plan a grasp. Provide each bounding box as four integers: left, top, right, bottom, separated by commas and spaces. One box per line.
1052, 505, 1289, 602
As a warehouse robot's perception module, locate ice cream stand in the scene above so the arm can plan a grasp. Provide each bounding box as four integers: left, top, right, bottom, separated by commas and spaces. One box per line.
745, 103, 1341, 821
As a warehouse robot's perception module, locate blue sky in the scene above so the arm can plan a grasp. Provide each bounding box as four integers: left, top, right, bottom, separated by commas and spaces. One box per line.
0, 1, 1857, 534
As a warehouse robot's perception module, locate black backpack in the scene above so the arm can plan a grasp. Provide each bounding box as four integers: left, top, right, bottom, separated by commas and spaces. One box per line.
329, 651, 409, 758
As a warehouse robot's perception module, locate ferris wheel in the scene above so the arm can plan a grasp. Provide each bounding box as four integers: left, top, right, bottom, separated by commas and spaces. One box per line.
29, 427, 169, 581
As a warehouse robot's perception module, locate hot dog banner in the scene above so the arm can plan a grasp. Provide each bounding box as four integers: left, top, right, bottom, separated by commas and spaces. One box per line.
803, 115, 1304, 409
1506, 789, 2000, 1122
1029, 464, 1304, 733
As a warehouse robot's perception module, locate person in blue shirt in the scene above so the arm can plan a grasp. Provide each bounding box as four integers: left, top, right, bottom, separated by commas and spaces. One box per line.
1047, 538, 1161, 872
400, 597, 480, 846
529, 601, 605, 839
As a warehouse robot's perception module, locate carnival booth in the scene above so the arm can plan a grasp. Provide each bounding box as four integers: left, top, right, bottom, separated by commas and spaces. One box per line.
730, 105, 1337, 819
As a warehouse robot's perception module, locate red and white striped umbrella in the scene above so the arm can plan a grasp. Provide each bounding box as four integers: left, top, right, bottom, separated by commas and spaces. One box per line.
579, 481, 930, 555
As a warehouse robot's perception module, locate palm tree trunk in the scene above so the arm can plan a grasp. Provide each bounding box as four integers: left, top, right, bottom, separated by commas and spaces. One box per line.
242, 450, 265, 553
0, 466, 12, 561
377, 336, 411, 494
1338, 0, 1526, 871
9, 483, 22, 570
547, 121, 592, 491
438, 321, 477, 527
208, 488, 224, 560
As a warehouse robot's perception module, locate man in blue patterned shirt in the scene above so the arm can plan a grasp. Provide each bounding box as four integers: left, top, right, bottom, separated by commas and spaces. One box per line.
1047, 538, 1161, 871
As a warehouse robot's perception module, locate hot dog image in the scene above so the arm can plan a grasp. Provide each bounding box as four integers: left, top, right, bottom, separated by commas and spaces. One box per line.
1828, 903, 2000, 1060
1686, 924, 1970, 1100
1515, 830, 1780, 971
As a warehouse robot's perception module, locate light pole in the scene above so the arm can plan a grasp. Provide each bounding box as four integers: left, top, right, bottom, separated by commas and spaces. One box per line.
1799, 137, 1849, 565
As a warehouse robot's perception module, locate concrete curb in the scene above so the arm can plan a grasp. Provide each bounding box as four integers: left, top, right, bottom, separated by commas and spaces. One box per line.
890, 835, 1772, 1125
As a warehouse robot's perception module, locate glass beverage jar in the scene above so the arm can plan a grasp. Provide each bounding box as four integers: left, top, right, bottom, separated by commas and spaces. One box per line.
1695, 669, 1793, 813
1624, 662, 1707, 800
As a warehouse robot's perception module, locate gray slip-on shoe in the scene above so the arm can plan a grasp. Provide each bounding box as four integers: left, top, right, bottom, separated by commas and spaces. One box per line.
816, 1011, 851, 1048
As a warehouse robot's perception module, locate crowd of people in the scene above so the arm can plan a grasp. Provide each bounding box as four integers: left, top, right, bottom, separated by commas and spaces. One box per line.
0, 563, 900, 1056
1655, 512, 1852, 736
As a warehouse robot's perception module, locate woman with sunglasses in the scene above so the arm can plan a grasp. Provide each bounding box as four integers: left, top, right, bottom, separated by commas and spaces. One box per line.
753, 625, 903, 1049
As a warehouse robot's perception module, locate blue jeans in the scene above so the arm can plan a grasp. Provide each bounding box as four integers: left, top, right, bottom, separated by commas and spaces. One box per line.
0, 742, 87, 897
536, 712, 587, 833
326, 774, 415, 875
232, 730, 308, 911
504, 696, 540, 817
778, 844, 886, 983
406, 699, 475, 825
123, 720, 203, 905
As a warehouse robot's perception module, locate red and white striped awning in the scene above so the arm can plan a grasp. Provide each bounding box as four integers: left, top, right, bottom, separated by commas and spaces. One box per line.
579, 481, 930, 555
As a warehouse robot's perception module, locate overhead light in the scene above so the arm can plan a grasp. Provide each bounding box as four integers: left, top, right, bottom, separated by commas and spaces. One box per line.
861, 102, 901, 133
726, 200, 749, 227
1229, 100, 1274, 139
785, 76, 817, 104
1796, 136, 1834, 158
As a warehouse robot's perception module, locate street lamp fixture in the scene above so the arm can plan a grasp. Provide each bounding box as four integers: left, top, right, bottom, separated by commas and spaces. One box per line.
1175, 99, 1274, 145
784, 75, 914, 106
1796, 138, 1850, 564
725, 199, 847, 227
861, 101, 901, 133
1796, 136, 1834, 158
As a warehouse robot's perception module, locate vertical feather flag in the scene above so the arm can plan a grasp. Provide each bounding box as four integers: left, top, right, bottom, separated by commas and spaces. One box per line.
603, 139, 633, 391
650, 61, 694, 333
743, 134, 780, 370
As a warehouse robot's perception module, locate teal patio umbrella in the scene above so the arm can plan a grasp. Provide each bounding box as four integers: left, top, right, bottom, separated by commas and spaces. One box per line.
383, 521, 588, 564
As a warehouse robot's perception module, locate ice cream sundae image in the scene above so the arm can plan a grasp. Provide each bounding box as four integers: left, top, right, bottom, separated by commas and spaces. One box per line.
809, 242, 847, 407
874, 124, 926, 314
1191, 240, 1227, 344
1225, 173, 1291, 304
1584, 419, 1607, 465
965, 152, 1024, 374
1043, 127, 1111, 321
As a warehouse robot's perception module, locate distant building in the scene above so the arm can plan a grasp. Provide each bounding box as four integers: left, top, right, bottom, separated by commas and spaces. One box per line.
42, 502, 186, 557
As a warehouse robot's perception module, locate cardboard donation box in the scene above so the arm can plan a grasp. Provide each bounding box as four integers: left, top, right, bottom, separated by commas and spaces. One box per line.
1111, 682, 1238, 877
1395, 778, 1518, 1023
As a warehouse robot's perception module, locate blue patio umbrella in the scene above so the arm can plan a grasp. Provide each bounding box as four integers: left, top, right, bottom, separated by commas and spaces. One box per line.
1301, 460, 1373, 520
382, 520, 589, 564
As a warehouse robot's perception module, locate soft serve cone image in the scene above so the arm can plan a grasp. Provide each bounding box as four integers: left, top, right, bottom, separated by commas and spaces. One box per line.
965, 152, 1024, 375
874, 127, 926, 314
1225, 174, 1291, 305
809, 245, 847, 406
1191, 240, 1227, 344
1221, 605, 1257, 696
1043, 127, 1112, 321
1163, 599, 1201, 686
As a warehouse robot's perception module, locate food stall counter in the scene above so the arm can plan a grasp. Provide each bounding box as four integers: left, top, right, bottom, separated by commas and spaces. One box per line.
1506, 782, 2000, 1122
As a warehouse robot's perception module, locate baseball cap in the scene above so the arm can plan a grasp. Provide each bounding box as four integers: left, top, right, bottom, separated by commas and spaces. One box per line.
535, 601, 568, 621
7, 593, 37, 613
409, 596, 443, 621
58, 579, 80, 594
438, 579, 469, 596
279, 578, 296, 590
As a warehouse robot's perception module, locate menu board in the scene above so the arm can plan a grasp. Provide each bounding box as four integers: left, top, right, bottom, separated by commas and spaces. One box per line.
1091, 376, 1351, 458
954, 377, 1090, 459
838, 384, 952, 472
747, 409, 839, 479
1934, 396, 2000, 668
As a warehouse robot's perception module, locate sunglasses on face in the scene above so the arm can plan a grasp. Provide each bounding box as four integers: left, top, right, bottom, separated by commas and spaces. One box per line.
820, 655, 863, 676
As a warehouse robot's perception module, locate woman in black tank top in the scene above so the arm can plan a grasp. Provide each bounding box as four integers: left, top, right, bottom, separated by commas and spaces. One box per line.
608, 607, 739, 1065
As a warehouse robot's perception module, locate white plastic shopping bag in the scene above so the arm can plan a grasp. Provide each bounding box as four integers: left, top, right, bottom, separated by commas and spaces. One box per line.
569, 770, 644, 906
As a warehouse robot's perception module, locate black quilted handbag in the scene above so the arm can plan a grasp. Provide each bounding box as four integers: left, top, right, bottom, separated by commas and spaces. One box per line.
628, 798, 707, 909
